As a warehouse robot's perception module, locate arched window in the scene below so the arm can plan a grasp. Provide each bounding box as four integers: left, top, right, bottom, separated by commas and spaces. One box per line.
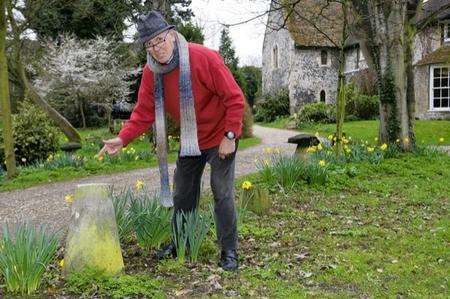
320, 90, 326, 102
273, 45, 279, 68
321, 50, 328, 65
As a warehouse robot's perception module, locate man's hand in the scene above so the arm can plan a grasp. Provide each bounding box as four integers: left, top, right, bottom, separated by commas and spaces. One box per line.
218, 137, 236, 159
97, 137, 124, 158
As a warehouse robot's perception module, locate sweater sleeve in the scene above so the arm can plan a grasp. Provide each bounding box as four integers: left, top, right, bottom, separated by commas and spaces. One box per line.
209, 52, 245, 137
118, 66, 155, 147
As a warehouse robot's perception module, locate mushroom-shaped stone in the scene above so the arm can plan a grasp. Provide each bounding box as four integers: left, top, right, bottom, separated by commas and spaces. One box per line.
60, 142, 82, 153
288, 134, 320, 155
63, 183, 124, 276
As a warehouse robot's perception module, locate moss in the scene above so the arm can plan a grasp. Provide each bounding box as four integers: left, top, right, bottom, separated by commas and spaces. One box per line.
64, 221, 124, 276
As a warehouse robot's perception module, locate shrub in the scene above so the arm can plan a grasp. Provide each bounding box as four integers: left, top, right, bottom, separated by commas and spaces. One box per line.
345, 83, 379, 120
254, 88, 290, 122
0, 223, 59, 295
294, 102, 336, 127
0, 102, 59, 166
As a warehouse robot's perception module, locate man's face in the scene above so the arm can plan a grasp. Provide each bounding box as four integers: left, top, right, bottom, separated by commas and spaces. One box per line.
145, 30, 175, 64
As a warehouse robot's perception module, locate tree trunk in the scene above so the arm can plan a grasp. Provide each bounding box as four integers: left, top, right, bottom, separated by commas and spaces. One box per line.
78, 98, 86, 129
335, 1, 348, 156
0, 0, 17, 178
6, 2, 82, 144
351, 0, 414, 150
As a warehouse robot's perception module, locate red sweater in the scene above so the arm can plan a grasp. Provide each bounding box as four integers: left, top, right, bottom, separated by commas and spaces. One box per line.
118, 43, 245, 150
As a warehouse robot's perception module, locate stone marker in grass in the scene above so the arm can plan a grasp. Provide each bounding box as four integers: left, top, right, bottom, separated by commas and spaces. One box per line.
63, 183, 124, 276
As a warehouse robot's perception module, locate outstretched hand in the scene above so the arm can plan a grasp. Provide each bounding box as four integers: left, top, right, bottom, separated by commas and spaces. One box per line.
97, 137, 124, 158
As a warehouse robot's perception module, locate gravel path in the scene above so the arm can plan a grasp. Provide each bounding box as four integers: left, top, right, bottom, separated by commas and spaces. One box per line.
0, 125, 298, 233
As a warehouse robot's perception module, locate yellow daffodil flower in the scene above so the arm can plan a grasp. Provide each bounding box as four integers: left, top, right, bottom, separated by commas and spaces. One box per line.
135, 180, 144, 190
380, 143, 388, 151
65, 194, 74, 204
241, 181, 253, 190
319, 160, 326, 167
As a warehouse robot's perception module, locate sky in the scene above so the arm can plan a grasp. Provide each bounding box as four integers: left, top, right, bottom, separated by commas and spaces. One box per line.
189, 0, 270, 66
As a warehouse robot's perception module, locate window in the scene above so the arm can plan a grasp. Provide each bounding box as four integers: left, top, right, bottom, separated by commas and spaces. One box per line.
430, 66, 450, 110
445, 23, 450, 42
321, 50, 328, 65
320, 90, 326, 102
273, 45, 279, 69
356, 48, 360, 70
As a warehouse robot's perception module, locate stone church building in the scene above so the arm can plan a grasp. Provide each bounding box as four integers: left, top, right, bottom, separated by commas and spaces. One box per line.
262, 0, 450, 120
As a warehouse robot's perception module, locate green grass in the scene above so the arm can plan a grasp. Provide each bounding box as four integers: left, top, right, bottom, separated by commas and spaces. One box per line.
4, 147, 447, 297
0, 127, 261, 191
33, 150, 448, 298
258, 118, 450, 145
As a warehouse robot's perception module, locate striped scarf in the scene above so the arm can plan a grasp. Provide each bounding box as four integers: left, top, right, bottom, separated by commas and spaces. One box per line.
146, 32, 201, 207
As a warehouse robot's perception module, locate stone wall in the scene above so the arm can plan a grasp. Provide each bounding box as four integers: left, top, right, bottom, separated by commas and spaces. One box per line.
288, 48, 339, 112
261, 5, 294, 96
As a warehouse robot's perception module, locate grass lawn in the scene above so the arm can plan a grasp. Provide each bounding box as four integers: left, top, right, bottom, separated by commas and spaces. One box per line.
258, 118, 450, 145
23, 149, 449, 298
0, 127, 261, 192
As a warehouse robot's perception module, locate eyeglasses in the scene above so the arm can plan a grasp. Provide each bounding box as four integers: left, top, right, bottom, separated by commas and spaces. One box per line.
145, 30, 170, 50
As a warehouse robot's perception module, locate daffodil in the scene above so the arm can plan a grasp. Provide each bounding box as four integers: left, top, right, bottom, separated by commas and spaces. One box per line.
264, 147, 273, 154
380, 143, 388, 151
374, 137, 378, 142
241, 181, 253, 190
59, 259, 64, 268
328, 134, 334, 141
306, 146, 317, 153
396, 139, 400, 143
65, 194, 74, 203
404, 137, 410, 144
439, 137, 444, 143
367, 147, 374, 153
319, 160, 326, 167
315, 132, 320, 137
317, 143, 323, 150
135, 180, 144, 190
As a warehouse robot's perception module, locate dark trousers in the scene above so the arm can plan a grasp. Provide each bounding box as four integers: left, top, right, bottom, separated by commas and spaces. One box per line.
172, 140, 239, 251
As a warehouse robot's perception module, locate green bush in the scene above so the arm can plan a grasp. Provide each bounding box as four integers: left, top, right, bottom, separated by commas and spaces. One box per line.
294, 102, 336, 127
254, 88, 290, 122
345, 83, 379, 120
0, 102, 59, 166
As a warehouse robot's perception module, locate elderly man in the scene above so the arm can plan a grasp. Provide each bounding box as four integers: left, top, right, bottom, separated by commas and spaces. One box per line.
98, 11, 244, 271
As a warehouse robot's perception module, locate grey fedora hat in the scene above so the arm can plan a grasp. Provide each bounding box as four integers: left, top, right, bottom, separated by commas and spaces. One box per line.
137, 11, 175, 45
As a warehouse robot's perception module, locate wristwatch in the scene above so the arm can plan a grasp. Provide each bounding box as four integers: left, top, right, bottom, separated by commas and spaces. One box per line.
225, 131, 236, 140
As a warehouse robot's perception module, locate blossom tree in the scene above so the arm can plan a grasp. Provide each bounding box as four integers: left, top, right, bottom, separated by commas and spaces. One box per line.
35, 35, 132, 128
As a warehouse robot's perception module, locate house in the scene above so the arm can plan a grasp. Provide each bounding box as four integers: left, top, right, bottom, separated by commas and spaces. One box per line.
261, 0, 450, 120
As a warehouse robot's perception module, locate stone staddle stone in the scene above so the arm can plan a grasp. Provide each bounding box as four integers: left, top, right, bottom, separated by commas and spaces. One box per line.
63, 183, 124, 276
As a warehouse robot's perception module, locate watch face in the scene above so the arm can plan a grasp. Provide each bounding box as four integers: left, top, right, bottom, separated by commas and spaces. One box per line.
226, 131, 235, 139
